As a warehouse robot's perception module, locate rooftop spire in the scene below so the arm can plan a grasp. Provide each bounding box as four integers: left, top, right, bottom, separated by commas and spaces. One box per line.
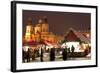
38, 19, 43, 24
43, 16, 48, 23
27, 17, 32, 25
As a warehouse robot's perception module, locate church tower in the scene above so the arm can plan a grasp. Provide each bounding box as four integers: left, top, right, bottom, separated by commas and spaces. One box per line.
25, 18, 33, 42
34, 18, 43, 34
34, 16, 49, 34
41, 16, 49, 32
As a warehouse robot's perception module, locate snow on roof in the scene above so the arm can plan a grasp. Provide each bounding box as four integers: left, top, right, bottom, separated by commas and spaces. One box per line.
65, 28, 90, 43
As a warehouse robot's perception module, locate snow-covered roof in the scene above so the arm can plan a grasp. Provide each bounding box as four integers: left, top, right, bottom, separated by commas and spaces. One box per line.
65, 28, 90, 43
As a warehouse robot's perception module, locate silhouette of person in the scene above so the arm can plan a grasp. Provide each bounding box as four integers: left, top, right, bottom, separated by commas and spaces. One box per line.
40, 48, 43, 62
27, 48, 31, 62
71, 45, 75, 53
32, 50, 35, 61
62, 48, 67, 60
71, 45, 75, 57
68, 47, 70, 53
37, 49, 39, 57
22, 49, 26, 62
50, 48, 55, 61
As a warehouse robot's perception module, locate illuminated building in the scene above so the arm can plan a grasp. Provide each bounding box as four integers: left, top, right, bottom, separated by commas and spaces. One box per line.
24, 17, 90, 52
62, 28, 90, 52
24, 17, 63, 44
24, 19, 33, 42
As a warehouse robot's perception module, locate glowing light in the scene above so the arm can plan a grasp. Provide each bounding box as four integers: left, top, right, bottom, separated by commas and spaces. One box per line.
81, 43, 86, 49
46, 45, 53, 49
23, 46, 29, 52
26, 26, 32, 32
61, 42, 84, 52
25, 25, 33, 41
86, 33, 90, 38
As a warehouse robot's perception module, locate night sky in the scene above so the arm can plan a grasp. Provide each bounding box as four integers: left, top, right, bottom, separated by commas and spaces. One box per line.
23, 10, 91, 36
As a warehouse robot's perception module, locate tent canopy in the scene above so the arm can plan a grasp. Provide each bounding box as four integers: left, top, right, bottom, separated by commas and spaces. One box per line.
64, 28, 90, 43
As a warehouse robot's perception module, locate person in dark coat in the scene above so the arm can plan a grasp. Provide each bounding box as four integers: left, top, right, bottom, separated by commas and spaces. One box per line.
62, 48, 67, 60
50, 48, 55, 61
71, 45, 75, 57
71, 45, 75, 53
32, 50, 35, 61
68, 47, 70, 53
27, 48, 31, 62
40, 48, 43, 62
37, 49, 40, 57
22, 49, 26, 63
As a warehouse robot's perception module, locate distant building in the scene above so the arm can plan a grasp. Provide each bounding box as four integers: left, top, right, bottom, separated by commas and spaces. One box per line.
24, 17, 63, 44
64, 28, 90, 43
62, 28, 90, 52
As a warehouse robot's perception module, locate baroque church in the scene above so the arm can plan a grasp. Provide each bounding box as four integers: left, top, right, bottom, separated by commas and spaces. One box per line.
24, 16, 63, 44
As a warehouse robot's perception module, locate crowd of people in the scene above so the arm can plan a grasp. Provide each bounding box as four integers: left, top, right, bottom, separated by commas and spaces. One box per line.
22, 45, 76, 62
22, 45, 90, 62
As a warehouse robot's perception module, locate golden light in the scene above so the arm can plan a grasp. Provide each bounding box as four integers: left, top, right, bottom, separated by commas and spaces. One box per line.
86, 33, 90, 38
81, 43, 90, 50
81, 43, 86, 49
25, 25, 33, 41
61, 42, 85, 52
23, 46, 29, 52
26, 26, 32, 32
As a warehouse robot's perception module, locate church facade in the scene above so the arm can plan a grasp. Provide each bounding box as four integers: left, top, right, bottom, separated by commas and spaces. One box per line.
24, 17, 63, 44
